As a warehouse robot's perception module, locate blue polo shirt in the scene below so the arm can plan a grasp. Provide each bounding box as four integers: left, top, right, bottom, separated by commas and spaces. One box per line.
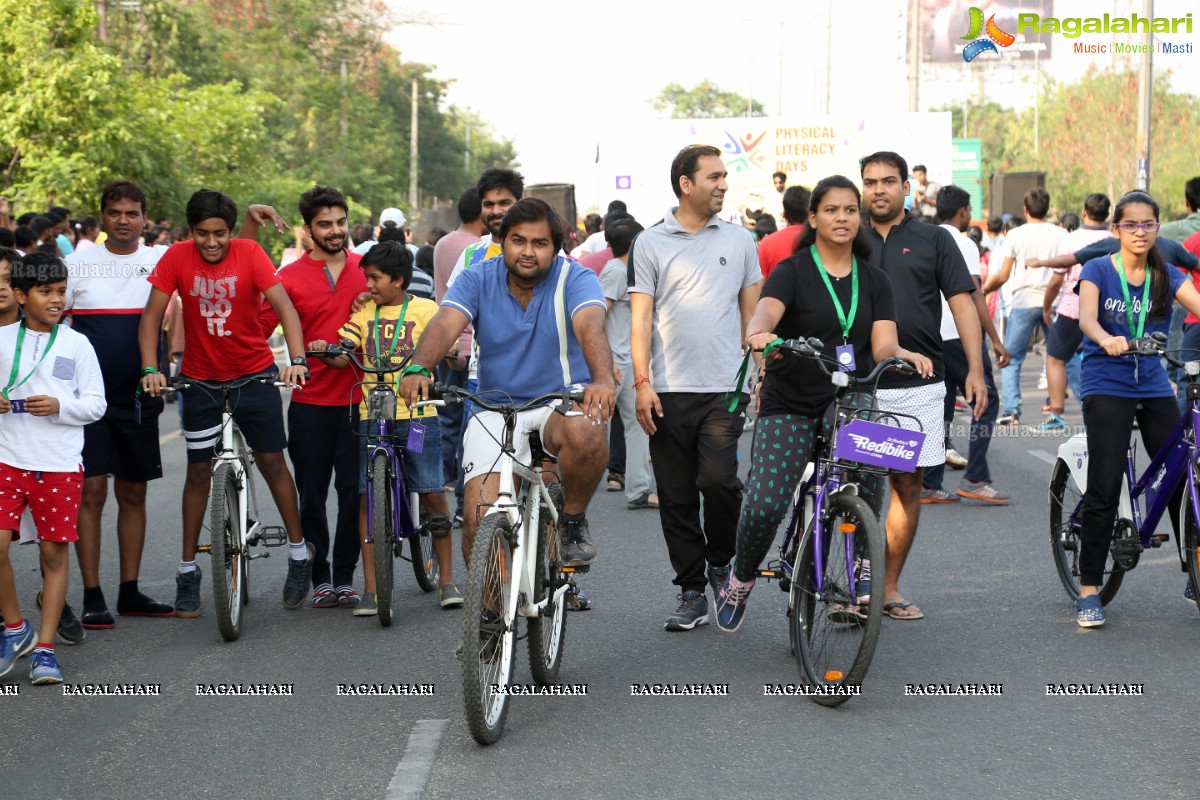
1079, 256, 1186, 399
442, 255, 606, 404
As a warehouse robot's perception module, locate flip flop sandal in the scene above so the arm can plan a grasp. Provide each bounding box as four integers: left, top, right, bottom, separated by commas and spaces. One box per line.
606, 475, 625, 492
828, 604, 868, 624
884, 601, 925, 620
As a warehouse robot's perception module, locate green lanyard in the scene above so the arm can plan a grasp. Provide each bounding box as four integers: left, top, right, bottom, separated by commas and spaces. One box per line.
810, 246, 858, 341
3, 324, 58, 400
373, 296, 409, 368
1115, 253, 1150, 339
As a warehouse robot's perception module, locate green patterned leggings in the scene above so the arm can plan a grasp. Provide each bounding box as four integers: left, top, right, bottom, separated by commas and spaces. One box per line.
733, 403, 878, 583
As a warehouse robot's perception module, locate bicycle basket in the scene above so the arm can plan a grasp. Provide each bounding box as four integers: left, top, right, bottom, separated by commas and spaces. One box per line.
831, 412, 926, 473
367, 385, 396, 421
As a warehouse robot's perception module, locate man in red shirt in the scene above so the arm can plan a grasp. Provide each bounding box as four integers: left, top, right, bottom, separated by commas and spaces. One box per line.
756, 185, 810, 278
252, 186, 368, 608
138, 189, 312, 616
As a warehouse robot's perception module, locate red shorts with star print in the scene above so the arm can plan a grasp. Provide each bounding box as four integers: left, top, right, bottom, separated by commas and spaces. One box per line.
0, 463, 82, 543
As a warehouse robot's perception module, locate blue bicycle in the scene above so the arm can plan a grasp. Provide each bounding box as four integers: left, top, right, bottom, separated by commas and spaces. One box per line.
755, 337, 921, 705
1048, 332, 1200, 607
307, 345, 439, 626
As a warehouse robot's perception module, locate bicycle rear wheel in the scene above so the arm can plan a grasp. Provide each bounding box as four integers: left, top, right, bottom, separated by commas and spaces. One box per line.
209, 464, 245, 642
411, 503, 439, 593
371, 451, 396, 627
461, 514, 515, 745
790, 493, 883, 706
1049, 459, 1123, 605
528, 483, 567, 685
1181, 468, 1200, 613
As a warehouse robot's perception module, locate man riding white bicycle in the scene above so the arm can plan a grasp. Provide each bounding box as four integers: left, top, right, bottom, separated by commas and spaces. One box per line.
399, 198, 614, 568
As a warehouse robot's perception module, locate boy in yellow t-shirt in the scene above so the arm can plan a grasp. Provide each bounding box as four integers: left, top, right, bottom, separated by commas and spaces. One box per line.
309, 242, 466, 613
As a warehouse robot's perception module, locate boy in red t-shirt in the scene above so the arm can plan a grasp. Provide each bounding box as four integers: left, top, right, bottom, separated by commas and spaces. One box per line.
138, 189, 313, 616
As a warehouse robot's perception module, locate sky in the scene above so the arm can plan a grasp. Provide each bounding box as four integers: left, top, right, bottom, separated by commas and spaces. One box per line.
384, 0, 1200, 215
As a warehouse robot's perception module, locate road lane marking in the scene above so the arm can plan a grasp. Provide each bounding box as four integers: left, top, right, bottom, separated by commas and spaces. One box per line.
1029, 449, 1057, 466
384, 718, 448, 800
160, 430, 181, 445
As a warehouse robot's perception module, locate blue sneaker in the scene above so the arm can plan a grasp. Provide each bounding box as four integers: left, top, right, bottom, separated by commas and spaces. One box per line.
715, 575, 755, 632
1075, 594, 1105, 628
29, 648, 63, 684
0, 622, 36, 678
1037, 413, 1068, 432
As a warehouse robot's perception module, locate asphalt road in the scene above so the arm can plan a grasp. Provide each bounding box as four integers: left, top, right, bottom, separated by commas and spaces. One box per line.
5, 362, 1199, 800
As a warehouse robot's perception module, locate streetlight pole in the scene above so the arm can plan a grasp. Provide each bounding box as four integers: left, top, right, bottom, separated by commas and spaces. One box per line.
409, 77, 419, 209
1134, 0, 1154, 191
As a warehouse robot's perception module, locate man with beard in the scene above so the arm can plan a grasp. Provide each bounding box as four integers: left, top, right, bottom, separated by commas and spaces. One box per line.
62, 180, 174, 637
249, 186, 377, 609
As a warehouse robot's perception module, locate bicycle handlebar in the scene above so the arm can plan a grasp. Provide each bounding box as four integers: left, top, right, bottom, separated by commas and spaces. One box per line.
306, 343, 414, 378
163, 372, 294, 395
428, 383, 587, 416
775, 337, 917, 387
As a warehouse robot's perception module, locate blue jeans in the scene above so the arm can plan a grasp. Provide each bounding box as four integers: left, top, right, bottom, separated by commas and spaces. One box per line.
1000, 307, 1048, 415
924, 341, 999, 489
1178, 323, 1200, 416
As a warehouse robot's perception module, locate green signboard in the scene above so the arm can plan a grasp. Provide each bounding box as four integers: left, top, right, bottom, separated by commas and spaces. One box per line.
952, 138, 984, 218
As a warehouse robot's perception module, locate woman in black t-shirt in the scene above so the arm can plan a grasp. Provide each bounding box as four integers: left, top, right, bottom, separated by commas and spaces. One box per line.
714, 175, 932, 632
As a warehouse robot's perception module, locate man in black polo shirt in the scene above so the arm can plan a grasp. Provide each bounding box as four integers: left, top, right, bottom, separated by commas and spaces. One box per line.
859, 151, 987, 620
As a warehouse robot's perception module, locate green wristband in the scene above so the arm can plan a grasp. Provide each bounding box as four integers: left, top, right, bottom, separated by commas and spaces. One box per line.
141, 367, 160, 376
400, 364, 432, 379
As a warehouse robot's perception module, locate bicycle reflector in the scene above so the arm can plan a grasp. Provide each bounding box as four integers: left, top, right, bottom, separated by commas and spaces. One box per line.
838, 523, 856, 534
824, 671, 844, 681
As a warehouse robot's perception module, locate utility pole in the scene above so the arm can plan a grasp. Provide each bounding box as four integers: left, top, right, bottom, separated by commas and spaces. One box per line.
1134, 0, 1154, 191
409, 77, 419, 209
907, 0, 921, 112
96, 0, 108, 41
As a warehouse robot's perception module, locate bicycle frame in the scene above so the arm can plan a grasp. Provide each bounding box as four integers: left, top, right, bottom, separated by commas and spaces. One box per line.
363, 384, 419, 545
482, 415, 569, 620
212, 395, 260, 551
1059, 399, 1198, 549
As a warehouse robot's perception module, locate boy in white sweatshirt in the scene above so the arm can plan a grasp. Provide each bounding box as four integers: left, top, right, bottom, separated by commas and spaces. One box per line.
0, 252, 107, 684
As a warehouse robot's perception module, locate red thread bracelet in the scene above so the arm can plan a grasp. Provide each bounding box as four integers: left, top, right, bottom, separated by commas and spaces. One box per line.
633, 376, 651, 389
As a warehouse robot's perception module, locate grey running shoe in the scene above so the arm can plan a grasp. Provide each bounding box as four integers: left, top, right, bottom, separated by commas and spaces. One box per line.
175, 568, 203, 618
353, 592, 378, 617
707, 563, 731, 601
665, 590, 709, 631
283, 542, 315, 609
438, 583, 464, 609
558, 515, 597, 567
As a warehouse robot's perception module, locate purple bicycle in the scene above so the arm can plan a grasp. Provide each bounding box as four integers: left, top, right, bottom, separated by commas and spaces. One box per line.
307, 344, 440, 627
755, 337, 923, 706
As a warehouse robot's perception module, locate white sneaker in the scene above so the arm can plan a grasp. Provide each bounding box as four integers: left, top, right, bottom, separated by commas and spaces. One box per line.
945, 448, 968, 469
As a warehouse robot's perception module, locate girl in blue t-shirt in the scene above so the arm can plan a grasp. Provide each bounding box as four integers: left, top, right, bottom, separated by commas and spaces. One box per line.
1075, 190, 1200, 628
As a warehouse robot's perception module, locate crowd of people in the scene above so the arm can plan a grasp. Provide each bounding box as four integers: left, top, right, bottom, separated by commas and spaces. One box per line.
1, 146, 1198, 686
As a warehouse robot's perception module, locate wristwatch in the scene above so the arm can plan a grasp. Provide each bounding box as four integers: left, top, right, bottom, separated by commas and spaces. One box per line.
290, 356, 309, 368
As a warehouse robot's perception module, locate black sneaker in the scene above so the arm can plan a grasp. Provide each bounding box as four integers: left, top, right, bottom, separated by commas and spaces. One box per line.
282, 542, 315, 609
707, 563, 731, 601
80, 609, 115, 630
175, 568, 203, 618
664, 590, 709, 631
37, 592, 85, 645
558, 515, 597, 567
116, 591, 176, 617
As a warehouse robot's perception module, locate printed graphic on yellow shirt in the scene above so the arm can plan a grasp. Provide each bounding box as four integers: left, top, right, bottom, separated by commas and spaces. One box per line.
337, 296, 439, 419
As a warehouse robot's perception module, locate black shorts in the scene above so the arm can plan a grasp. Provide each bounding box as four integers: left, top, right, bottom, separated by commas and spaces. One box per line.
1046, 316, 1084, 362
82, 400, 164, 481
181, 369, 288, 464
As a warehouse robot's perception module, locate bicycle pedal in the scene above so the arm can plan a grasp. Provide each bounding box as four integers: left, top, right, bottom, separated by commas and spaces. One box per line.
561, 565, 590, 574
196, 545, 212, 553
256, 526, 288, 547
1151, 533, 1169, 548
756, 569, 779, 581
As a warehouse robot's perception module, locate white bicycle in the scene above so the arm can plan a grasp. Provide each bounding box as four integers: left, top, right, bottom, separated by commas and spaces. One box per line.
433, 383, 583, 745
168, 373, 291, 641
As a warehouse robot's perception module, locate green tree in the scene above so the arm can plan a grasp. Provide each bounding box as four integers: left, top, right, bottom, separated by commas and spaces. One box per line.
651, 80, 766, 119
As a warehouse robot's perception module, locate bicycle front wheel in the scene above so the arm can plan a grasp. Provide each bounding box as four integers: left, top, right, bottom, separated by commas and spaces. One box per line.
411, 504, 439, 593
461, 514, 516, 745
528, 483, 567, 685
790, 493, 883, 706
371, 451, 396, 627
1049, 459, 1123, 605
209, 464, 245, 642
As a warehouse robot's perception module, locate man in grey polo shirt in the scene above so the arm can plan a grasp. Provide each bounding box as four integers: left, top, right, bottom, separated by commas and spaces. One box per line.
630, 144, 762, 631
